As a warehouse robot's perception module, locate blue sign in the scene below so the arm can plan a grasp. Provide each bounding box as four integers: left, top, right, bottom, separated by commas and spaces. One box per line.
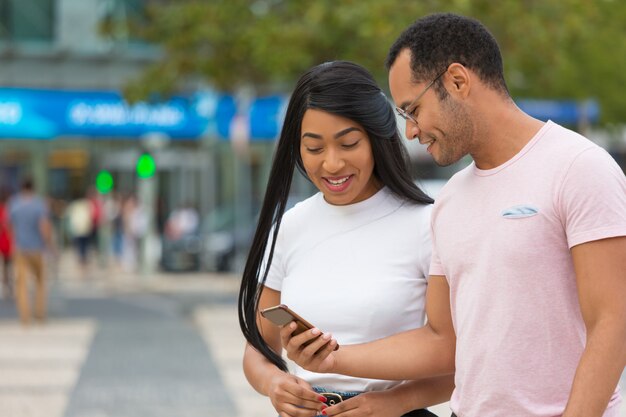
0, 98, 57, 139
249, 95, 286, 139
194, 92, 286, 141
516, 99, 600, 124
0, 87, 288, 141
215, 95, 237, 139
0, 87, 208, 140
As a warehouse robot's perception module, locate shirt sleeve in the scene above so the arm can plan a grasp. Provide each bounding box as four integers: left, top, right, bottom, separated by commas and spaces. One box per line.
418, 204, 434, 280
428, 201, 446, 277
558, 147, 626, 248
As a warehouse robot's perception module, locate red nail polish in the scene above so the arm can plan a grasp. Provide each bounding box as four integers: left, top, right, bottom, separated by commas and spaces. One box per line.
318, 395, 327, 402
321, 404, 328, 410
321, 410, 327, 415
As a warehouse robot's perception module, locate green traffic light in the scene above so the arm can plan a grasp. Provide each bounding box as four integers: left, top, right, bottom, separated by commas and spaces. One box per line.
136, 152, 156, 178
96, 170, 114, 194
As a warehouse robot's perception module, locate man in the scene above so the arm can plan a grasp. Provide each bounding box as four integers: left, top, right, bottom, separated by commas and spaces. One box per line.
281, 13, 626, 417
9, 178, 51, 325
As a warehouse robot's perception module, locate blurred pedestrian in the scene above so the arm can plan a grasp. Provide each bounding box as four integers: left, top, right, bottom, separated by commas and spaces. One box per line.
0, 187, 13, 298
121, 194, 147, 272
8, 178, 52, 325
165, 202, 199, 241
108, 191, 124, 270
87, 186, 103, 260
66, 191, 94, 278
282, 13, 626, 417
239, 61, 448, 417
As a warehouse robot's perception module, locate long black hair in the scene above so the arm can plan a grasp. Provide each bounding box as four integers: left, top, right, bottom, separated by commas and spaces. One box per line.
238, 61, 433, 371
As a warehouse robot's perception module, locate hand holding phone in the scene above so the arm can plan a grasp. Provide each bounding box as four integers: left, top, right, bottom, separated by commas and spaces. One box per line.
260, 304, 339, 350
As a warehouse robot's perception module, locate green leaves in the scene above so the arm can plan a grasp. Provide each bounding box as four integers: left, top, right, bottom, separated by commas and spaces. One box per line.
119, 0, 626, 124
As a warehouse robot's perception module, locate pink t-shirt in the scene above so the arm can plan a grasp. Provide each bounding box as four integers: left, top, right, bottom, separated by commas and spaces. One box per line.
430, 121, 626, 417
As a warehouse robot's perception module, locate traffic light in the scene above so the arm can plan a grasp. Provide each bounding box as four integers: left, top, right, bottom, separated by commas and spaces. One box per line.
136, 152, 156, 179
96, 170, 114, 194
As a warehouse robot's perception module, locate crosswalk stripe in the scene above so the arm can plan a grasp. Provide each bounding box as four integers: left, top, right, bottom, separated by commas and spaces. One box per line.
0, 319, 96, 417
194, 306, 277, 417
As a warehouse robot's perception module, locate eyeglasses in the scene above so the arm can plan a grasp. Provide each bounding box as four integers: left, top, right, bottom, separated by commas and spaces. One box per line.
395, 69, 447, 125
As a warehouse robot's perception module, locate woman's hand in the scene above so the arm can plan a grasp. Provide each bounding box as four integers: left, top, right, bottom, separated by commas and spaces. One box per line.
280, 323, 339, 373
322, 391, 406, 417
266, 372, 328, 417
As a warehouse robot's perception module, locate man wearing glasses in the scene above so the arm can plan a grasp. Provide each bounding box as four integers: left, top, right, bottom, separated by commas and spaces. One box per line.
281, 13, 626, 417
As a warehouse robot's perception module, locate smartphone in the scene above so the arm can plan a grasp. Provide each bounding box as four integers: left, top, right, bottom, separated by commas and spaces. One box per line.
260, 304, 339, 350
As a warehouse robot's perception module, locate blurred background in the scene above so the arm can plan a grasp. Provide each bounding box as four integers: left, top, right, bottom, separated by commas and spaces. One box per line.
1, 0, 625, 275
0, 1, 624, 416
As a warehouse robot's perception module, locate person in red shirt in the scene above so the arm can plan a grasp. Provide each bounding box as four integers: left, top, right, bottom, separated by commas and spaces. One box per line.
0, 187, 13, 298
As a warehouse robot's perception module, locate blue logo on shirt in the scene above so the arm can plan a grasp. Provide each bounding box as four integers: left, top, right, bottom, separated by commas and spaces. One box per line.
501, 205, 539, 219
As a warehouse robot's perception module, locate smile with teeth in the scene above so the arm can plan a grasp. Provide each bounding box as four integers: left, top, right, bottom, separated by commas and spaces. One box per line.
325, 176, 351, 185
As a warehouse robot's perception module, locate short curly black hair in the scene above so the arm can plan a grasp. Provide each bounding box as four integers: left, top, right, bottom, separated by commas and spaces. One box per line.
386, 13, 509, 96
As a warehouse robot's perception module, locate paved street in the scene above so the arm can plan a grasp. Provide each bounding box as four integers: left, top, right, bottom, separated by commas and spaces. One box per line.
0, 253, 624, 417
0, 253, 260, 417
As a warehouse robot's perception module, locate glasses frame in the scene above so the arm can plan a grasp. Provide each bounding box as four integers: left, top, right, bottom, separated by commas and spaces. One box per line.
395, 69, 447, 125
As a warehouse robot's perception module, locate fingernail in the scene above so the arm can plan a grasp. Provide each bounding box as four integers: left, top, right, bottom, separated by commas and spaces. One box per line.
311, 328, 320, 335
322, 410, 327, 415
321, 404, 328, 409
322, 332, 331, 340
318, 395, 327, 402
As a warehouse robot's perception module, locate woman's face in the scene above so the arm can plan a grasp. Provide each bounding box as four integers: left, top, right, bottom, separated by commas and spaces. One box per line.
300, 109, 380, 205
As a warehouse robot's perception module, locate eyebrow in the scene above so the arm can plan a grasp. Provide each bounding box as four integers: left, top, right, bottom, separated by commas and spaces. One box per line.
301, 126, 362, 140
398, 100, 413, 111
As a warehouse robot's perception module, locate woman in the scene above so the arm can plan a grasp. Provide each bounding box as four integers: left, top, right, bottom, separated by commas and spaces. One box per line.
239, 61, 451, 417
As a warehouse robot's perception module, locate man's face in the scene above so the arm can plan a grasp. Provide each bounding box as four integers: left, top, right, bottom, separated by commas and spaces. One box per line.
389, 49, 472, 167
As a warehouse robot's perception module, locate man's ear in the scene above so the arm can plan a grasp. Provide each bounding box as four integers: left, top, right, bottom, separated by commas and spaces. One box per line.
445, 63, 471, 98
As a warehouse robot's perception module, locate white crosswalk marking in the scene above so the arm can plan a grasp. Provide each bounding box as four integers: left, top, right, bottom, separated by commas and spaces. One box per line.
195, 306, 277, 417
0, 320, 96, 417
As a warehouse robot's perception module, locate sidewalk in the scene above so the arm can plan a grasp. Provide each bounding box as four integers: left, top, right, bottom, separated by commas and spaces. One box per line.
1, 252, 246, 417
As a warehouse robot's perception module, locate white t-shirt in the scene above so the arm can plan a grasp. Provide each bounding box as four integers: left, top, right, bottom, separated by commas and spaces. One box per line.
430, 121, 626, 417
265, 187, 432, 392
67, 199, 93, 238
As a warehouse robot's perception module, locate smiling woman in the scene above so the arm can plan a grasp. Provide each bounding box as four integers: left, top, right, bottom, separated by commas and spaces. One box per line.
237, 61, 450, 417
300, 110, 379, 206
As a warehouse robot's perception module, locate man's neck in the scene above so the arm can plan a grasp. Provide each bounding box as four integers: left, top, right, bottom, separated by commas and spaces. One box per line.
470, 98, 544, 170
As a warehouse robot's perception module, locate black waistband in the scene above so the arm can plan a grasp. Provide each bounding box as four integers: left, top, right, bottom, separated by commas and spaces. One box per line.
402, 408, 438, 417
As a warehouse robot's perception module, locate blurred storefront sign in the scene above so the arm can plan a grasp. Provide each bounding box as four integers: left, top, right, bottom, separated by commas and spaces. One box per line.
0, 87, 207, 140
516, 99, 600, 125
249, 95, 286, 139
0, 87, 288, 141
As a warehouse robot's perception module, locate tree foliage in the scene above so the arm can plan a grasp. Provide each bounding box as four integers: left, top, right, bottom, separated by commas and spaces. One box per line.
121, 0, 626, 124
